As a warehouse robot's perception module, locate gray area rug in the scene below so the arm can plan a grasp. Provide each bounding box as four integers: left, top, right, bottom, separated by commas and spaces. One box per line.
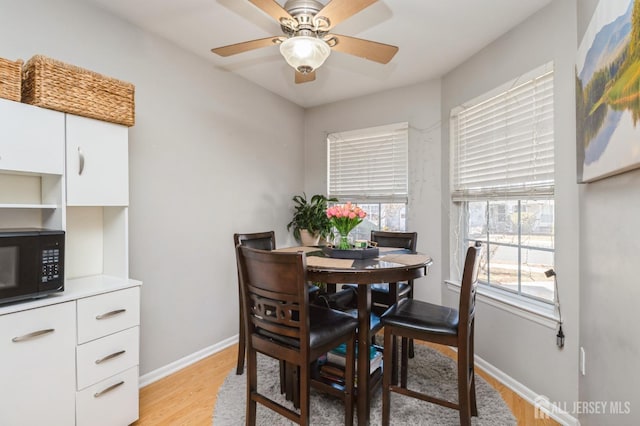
213, 345, 516, 425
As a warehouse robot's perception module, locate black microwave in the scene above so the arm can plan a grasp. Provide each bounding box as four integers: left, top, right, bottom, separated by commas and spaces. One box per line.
0, 229, 65, 305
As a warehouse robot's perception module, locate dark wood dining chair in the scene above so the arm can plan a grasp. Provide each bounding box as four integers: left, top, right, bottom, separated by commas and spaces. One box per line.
234, 232, 321, 385
369, 230, 418, 315
342, 230, 418, 355
380, 241, 482, 426
233, 231, 277, 375
236, 245, 357, 426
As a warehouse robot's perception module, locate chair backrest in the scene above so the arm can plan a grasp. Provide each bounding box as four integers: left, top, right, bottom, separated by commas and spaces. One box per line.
371, 230, 418, 252
233, 231, 276, 251
236, 245, 311, 353
458, 242, 482, 338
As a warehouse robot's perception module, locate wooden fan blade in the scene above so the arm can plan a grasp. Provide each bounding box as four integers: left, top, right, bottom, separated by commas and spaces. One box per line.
317, 0, 377, 29
249, 0, 294, 23
211, 36, 281, 57
329, 34, 398, 64
295, 70, 316, 84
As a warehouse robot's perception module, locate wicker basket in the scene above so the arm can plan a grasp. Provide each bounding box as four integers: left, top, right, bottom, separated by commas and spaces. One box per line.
0, 58, 23, 102
22, 55, 135, 126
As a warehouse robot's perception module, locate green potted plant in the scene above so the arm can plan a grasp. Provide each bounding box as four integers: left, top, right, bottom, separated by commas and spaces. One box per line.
287, 193, 338, 246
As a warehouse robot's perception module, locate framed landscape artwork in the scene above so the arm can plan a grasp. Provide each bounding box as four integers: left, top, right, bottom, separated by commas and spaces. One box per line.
576, 0, 640, 182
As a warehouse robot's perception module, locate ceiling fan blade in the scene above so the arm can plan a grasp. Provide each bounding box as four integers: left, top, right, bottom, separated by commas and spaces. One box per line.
329, 34, 398, 64
317, 0, 377, 29
249, 0, 294, 24
295, 70, 316, 84
211, 36, 281, 57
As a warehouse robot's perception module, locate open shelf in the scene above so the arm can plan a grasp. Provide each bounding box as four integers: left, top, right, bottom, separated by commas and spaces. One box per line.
0, 203, 58, 209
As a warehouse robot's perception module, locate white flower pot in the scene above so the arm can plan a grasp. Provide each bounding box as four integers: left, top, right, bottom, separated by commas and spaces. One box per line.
299, 229, 320, 246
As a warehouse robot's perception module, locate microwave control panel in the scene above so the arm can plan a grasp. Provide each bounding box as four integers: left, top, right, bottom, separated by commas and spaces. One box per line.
41, 248, 61, 283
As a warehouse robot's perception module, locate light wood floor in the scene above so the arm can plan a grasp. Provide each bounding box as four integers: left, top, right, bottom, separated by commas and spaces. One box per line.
134, 343, 559, 426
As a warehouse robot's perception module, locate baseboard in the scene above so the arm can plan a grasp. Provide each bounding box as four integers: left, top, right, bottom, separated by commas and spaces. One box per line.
474, 354, 580, 426
138, 334, 238, 388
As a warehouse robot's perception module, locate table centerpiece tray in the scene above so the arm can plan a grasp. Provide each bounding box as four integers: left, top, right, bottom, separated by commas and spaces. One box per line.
322, 245, 379, 259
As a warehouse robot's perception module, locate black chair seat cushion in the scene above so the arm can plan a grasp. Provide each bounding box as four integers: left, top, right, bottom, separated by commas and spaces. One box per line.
308, 284, 321, 297
258, 305, 357, 350
381, 299, 459, 336
342, 309, 382, 331
343, 282, 411, 297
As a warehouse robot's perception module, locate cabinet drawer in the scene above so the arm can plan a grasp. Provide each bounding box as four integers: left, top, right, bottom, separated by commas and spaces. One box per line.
77, 326, 139, 390
76, 366, 139, 426
77, 287, 140, 344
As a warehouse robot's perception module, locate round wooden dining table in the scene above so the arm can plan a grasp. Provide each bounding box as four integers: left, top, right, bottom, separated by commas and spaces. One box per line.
279, 246, 433, 426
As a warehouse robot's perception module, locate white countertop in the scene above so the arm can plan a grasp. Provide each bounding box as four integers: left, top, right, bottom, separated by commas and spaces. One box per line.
0, 275, 142, 316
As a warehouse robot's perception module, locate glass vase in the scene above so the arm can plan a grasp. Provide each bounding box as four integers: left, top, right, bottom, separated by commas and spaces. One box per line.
337, 232, 351, 250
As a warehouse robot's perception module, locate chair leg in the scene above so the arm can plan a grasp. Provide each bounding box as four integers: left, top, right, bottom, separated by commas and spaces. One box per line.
236, 292, 245, 375
391, 335, 398, 386
470, 370, 478, 417
457, 347, 472, 426
382, 328, 393, 426
400, 337, 409, 388
470, 322, 478, 417
344, 331, 356, 426
299, 363, 310, 426
247, 347, 257, 426
293, 365, 300, 409
280, 361, 287, 395
408, 287, 415, 359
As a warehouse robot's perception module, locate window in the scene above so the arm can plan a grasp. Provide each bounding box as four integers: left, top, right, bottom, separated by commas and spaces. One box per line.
327, 122, 409, 239
450, 63, 555, 303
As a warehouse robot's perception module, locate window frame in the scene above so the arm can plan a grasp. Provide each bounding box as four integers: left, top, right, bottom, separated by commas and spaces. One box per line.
327, 122, 409, 204
450, 63, 556, 307
327, 123, 410, 236
460, 198, 555, 304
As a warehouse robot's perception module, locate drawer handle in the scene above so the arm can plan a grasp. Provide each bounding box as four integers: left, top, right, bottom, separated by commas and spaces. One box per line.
12, 328, 55, 342
94, 380, 125, 398
78, 147, 85, 175
96, 309, 126, 320
95, 350, 126, 364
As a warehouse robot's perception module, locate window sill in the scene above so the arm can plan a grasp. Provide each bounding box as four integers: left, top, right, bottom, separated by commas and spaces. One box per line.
444, 280, 558, 329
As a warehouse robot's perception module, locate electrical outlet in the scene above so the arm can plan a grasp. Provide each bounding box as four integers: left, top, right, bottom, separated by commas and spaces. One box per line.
580, 347, 586, 375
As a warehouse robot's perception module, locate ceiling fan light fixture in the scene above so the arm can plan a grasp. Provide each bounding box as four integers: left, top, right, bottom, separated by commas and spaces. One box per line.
279, 36, 330, 74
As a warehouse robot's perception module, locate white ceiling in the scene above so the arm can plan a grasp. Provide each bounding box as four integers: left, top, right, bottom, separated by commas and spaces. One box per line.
85, 0, 552, 108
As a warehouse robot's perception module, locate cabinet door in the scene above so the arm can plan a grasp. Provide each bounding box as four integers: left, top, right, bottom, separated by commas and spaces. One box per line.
0, 98, 65, 174
0, 302, 76, 426
66, 114, 129, 206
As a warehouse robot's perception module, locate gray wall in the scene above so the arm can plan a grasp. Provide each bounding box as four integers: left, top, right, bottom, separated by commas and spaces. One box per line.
303, 80, 443, 302
577, 0, 640, 424
441, 0, 580, 408
7, 2, 637, 421
0, 0, 304, 374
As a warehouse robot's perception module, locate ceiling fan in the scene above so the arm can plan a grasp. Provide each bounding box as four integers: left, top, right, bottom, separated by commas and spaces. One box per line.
211, 0, 399, 84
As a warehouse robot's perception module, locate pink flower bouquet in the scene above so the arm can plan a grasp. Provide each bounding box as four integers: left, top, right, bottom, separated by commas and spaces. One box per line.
326, 203, 367, 249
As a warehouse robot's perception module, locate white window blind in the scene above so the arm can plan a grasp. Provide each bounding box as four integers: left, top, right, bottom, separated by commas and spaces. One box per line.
451, 65, 554, 201
327, 122, 408, 203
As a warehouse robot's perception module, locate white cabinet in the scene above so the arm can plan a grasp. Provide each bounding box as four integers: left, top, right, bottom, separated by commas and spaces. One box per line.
75, 287, 140, 425
66, 114, 129, 206
0, 100, 139, 425
0, 98, 65, 175
0, 302, 76, 426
